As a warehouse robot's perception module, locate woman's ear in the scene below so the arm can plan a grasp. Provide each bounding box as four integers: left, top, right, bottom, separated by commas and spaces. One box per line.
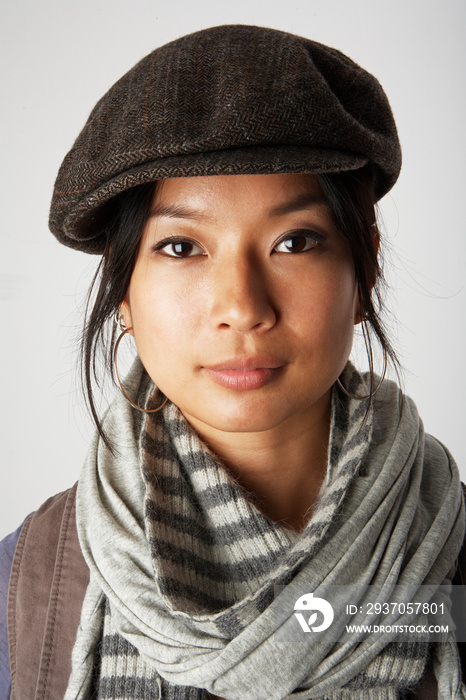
368, 226, 380, 292
119, 298, 134, 336
353, 295, 364, 326
354, 226, 380, 326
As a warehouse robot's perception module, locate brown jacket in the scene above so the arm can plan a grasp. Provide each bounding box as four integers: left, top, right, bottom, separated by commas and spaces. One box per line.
7, 485, 88, 700
8, 483, 465, 699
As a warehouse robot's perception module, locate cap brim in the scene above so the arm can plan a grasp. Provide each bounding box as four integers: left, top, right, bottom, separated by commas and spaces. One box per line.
50, 145, 370, 254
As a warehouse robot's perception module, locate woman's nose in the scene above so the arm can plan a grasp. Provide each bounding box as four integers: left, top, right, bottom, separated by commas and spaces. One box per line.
210, 256, 277, 334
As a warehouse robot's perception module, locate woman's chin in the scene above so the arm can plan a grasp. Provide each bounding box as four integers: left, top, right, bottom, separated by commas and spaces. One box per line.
178, 392, 328, 438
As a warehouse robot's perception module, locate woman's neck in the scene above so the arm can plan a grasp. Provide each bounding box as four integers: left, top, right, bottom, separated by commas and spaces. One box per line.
183, 391, 331, 532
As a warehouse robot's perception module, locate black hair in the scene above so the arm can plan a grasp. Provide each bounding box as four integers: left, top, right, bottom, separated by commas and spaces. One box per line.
317, 167, 399, 398
81, 169, 398, 445
81, 182, 156, 444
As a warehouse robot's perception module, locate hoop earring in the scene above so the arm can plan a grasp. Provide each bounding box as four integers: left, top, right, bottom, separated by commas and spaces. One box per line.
113, 328, 168, 413
336, 352, 387, 401
115, 311, 127, 332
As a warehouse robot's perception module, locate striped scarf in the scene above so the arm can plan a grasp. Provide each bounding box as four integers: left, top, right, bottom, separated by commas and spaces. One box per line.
66, 360, 465, 699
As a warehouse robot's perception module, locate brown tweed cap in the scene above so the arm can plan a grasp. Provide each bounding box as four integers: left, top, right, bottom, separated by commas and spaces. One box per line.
49, 24, 401, 254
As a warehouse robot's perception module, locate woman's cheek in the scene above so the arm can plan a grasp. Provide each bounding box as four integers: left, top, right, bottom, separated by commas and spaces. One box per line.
131, 282, 202, 370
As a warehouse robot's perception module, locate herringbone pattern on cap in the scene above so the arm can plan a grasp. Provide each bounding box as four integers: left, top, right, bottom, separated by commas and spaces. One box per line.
49, 25, 401, 254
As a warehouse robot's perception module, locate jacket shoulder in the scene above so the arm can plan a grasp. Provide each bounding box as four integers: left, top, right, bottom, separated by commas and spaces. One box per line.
451, 483, 466, 687
1, 519, 27, 700
8, 483, 89, 700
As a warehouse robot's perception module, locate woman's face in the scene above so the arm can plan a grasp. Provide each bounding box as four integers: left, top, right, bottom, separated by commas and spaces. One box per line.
121, 173, 360, 437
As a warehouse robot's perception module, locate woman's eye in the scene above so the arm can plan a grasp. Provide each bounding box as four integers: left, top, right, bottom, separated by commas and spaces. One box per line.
154, 239, 203, 258
274, 231, 323, 254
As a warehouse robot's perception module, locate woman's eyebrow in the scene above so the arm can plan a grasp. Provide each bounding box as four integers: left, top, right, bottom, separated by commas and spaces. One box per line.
268, 192, 329, 217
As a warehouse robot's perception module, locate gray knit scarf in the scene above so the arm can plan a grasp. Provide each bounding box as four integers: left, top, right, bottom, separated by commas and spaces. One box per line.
66, 360, 465, 699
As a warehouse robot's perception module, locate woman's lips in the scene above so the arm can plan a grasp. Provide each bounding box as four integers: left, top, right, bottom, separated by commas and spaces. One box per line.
203, 358, 285, 391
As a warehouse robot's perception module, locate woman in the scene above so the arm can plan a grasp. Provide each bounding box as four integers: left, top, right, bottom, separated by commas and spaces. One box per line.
1, 24, 464, 700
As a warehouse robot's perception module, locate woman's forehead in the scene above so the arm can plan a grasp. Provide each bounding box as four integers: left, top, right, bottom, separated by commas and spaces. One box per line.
150, 173, 327, 216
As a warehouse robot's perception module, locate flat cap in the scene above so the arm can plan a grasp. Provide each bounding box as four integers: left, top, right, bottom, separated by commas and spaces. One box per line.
49, 24, 401, 254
